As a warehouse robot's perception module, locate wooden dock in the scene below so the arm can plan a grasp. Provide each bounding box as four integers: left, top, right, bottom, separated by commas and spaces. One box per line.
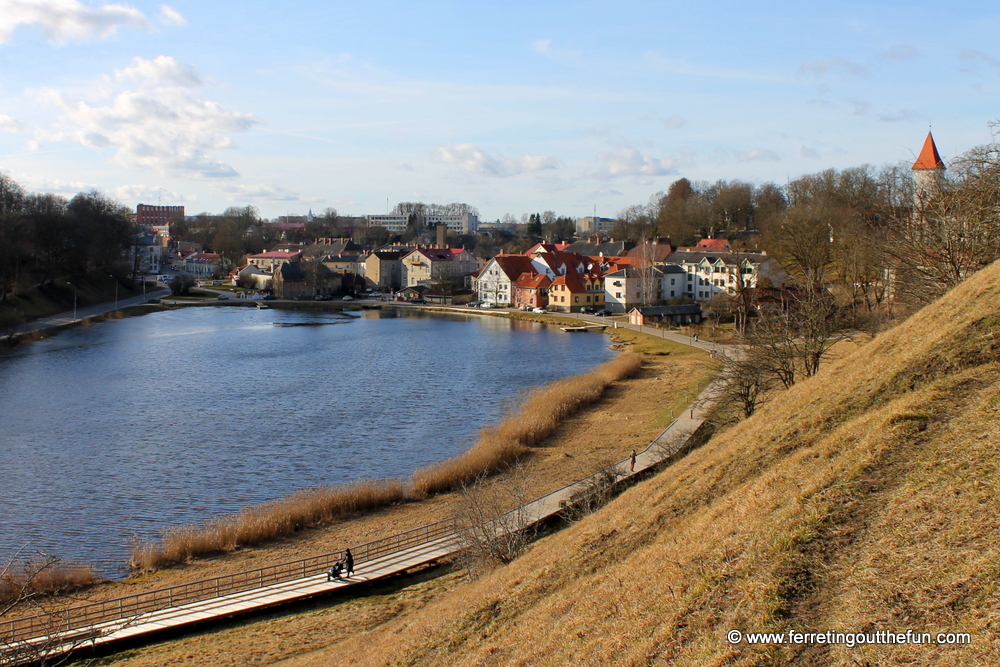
559, 325, 607, 332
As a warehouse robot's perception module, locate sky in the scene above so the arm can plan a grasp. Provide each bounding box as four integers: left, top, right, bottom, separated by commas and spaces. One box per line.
1, 0, 998, 221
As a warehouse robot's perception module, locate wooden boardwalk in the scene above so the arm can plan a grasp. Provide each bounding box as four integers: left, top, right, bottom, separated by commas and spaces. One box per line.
3, 357, 719, 663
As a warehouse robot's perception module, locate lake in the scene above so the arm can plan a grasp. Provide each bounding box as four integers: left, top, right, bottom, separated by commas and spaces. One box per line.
0, 306, 616, 569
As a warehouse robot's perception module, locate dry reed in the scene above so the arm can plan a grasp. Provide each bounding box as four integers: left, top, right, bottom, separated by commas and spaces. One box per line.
130, 352, 643, 572
130, 478, 406, 571
0, 558, 100, 604
410, 352, 644, 497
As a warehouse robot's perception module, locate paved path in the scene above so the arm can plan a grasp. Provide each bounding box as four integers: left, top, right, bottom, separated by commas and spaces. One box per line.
3, 306, 722, 661
18, 289, 171, 333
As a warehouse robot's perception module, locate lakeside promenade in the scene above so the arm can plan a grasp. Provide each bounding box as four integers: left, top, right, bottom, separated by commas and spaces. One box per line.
3, 324, 720, 663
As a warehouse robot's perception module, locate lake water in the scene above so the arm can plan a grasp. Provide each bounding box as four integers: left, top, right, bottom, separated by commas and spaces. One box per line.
0, 306, 615, 569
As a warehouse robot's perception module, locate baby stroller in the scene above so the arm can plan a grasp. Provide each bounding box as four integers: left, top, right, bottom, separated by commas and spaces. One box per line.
326, 559, 345, 581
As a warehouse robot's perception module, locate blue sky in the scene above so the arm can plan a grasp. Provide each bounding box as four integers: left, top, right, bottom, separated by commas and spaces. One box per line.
1, 0, 998, 221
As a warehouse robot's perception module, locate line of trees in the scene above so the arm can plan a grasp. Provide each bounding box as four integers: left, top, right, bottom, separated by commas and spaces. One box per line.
0, 174, 134, 302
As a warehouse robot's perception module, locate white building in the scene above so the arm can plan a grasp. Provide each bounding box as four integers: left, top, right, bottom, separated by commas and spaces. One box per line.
662, 251, 787, 301
366, 212, 479, 234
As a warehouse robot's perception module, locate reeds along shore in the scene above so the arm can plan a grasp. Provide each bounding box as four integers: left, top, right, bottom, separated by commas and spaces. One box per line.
0, 559, 99, 605
129, 352, 644, 572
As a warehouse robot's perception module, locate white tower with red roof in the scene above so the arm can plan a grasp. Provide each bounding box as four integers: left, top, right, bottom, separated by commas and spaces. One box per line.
912, 131, 946, 208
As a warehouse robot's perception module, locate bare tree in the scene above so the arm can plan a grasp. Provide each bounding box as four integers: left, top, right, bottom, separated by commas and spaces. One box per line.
882, 142, 1000, 305
1, 551, 104, 667
454, 465, 536, 578
712, 347, 775, 420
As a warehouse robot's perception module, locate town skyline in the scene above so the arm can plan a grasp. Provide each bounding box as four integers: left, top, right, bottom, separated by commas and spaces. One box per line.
1, 0, 998, 220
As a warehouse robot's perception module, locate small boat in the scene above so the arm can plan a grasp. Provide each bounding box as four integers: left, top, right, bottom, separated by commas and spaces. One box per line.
256, 302, 270, 309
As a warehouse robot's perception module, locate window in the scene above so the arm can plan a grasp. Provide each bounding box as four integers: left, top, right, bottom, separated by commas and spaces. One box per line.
670, 290, 675, 297
670, 278, 675, 285
615, 292, 622, 298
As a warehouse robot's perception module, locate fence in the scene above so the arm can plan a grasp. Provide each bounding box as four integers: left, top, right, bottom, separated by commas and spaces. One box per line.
3, 519, 455, 645
4, 382, 718, 651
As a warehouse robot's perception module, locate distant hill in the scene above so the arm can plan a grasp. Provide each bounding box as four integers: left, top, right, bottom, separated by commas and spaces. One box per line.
322, 260, 1000, 665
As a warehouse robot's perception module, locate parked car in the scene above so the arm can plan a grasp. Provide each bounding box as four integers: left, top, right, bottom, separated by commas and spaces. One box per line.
262, 294, 278, 300
466, 301, 482, 308
217, 293, 230, 300
369, 291, 382, 298
410, 297, 427, 304
580, 306, 593, 314
594, 309, 612, 316
532, 307, 546, 314
480, 302, 494, 309
342, 295, 354, 301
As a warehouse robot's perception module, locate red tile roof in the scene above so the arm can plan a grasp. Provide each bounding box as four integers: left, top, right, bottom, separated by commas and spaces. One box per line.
491, 255, 537, 281
512, 272, 552, 289
913, 132, 945, 170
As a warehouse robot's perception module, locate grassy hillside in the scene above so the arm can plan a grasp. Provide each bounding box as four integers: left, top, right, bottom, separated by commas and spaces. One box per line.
300, 263, 1000, 666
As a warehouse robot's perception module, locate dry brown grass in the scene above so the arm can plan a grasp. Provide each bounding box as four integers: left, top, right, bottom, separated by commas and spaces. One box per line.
0, 558, 100, 604
280, 261, 1000, 667
410, 352, 644, 497
128, 354, 646, 572
129, 479, 406, 571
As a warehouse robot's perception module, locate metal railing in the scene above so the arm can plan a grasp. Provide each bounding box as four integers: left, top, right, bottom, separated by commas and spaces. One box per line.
3, 519, 456, 645
4, 383, 718, 649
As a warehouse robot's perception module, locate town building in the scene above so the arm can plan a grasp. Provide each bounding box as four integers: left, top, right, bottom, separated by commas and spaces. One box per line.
511, 272, 552, 310
136, 204, 184, 227
548, 272, 605, 313
401, 248, 479, 287
574, 216, 616, 236
366, 212, 479, 234
662, 250, 787, 302
364, 248, 409, 290
247, 250, 302, 273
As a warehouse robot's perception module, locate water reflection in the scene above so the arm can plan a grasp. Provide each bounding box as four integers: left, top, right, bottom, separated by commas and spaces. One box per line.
0, 307, 615, 566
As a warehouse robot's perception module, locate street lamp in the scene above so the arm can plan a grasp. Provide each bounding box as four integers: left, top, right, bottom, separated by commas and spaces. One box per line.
67, 281, 77, 321
109, 274, 118, 310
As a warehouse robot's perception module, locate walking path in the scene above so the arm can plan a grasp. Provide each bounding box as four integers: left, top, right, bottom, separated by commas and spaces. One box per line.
18, 289, 171, 333
2, 312, 721, 663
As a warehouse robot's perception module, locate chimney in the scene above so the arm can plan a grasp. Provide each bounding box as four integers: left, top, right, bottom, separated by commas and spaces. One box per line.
436, 223, 447, 249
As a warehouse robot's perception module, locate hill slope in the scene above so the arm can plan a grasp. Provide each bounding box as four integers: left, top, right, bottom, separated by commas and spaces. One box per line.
303, 262, 1000, 666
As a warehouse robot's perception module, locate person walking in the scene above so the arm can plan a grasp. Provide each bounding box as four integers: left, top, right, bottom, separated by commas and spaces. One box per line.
345, 548, 354, 577
629, 450, 636, 472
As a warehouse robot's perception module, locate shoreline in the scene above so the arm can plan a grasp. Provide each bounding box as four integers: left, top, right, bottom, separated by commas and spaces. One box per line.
4, 321, 711, 615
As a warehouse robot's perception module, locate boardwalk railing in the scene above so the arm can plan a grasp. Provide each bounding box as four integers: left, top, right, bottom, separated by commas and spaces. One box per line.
4, 381, 720, 652
3, 519, 455, 645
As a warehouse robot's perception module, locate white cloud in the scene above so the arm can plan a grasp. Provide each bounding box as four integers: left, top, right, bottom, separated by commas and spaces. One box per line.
737, 148, 779, 162
222, 183, 300, 201
114, 55, 201, 87
960, 49, 1000, 69
36, 57, 257, 178
844, 97, 872, 116
799, 57, 869, 77
114, 184, 186, 202
0, 0, 151, 44
158, 4, 184, 26
532, 38, 579, 63
438, 143, 559, 178
879, 44, 919, 61
0, 114, 24, 132
591, 143, 678, 181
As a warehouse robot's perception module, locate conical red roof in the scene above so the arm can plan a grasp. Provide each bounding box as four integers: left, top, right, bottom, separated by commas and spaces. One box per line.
913, 132, 945, 170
